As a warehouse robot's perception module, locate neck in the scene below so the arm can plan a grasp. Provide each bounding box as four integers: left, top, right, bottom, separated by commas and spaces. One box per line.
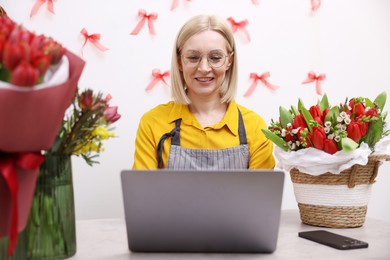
188, 98, 228, 128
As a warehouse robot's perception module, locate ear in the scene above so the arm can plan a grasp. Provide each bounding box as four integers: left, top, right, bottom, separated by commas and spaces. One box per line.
225, 52, 234, 70
178, 56, 183, 71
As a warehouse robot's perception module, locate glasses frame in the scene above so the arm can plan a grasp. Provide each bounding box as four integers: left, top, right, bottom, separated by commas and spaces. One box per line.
181, 50, 230, 69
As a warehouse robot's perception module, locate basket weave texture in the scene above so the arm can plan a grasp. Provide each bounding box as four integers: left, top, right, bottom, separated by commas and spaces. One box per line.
290, 154, 390, 228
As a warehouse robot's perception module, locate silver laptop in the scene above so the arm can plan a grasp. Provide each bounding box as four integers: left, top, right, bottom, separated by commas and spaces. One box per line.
120, 169, 284, 253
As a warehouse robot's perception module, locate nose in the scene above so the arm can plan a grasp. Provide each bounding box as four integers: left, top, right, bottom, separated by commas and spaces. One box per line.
197, 56, 211, 72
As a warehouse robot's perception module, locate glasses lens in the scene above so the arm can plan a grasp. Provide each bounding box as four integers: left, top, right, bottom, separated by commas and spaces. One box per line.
207, 50, 226, 68
182, 50, 227, 68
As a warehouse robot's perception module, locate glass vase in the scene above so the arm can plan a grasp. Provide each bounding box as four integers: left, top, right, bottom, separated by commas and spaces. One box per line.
25, 154, 76, 259
0, 231, 27, 260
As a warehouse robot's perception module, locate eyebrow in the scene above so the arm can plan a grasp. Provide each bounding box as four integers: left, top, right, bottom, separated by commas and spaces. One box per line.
184, 49, 225, 53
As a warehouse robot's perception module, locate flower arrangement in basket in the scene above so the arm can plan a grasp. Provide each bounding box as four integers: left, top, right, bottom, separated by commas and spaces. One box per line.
262, 92, 390, 228
0, 14, 85, 256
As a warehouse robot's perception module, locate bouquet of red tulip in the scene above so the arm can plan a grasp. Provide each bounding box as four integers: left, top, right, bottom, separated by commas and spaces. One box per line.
262, 92, 389, 174
0, 15, 85, 152
0, 15, 85, 257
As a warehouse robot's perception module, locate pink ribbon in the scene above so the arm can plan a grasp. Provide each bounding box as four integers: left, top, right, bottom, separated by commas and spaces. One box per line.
171, 0, 192, 10
145, 69, 170, 92
30, 0, 54, 18
311, 0, 321, 12
252, 0, 259, 5
244, 72, 279, 97
130, 9, 158, 35
226, 17, 251, 42
302, 71, 326, 95
80, 28, 109, 56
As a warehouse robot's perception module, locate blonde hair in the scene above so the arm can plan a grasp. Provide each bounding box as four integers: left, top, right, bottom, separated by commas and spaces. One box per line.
171, 14, 238, 104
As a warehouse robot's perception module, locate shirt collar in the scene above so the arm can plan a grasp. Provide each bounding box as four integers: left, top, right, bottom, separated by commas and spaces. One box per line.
168, 100, 239, 136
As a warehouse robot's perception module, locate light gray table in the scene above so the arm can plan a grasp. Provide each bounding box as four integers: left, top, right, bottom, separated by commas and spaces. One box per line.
69, 210, 390, 260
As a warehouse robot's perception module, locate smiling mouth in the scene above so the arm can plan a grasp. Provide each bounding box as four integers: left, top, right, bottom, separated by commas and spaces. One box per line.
195, 77, 214, 82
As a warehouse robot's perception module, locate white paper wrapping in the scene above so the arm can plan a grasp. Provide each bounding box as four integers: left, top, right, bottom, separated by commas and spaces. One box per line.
274, 142, 373, 175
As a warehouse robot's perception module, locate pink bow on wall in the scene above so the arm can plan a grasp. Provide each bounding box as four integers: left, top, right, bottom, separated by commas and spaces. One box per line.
80, 28, 109, 56
171, 0, 192, 11
302, 71, 326, 95
311, 0, 321, 12
145, 69, 170, 92
30, 0, 54, 18
244, 72, 279, 97
226, 17, 251, 42
130, 9, 158, 35
252, 0, 259, 5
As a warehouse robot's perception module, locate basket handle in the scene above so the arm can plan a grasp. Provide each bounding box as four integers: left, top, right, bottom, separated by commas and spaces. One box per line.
369, 161, 381, 184
348, 165, 357, 188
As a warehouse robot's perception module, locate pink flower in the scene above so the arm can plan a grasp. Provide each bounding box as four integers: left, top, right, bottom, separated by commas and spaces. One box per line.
104, 106, 121, 123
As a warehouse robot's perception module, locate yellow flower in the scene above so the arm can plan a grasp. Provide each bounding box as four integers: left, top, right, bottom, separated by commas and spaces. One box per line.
92, 125, 115, 140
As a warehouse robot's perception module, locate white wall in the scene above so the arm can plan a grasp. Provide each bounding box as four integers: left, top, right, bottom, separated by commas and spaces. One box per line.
3, 0, 390, 222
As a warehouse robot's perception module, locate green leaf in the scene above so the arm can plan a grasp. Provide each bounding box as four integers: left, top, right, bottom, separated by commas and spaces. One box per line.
319, 94, 330, 112
290, 105, 299, 116
360, 118, 383, 148
324, 106, 339, 123
374, 91, 387, 111
298, 99, 313, 133
341, 137, 359, 152
261, 129, 288, 152
365, 98, 373, 108
279, 106, 293, 128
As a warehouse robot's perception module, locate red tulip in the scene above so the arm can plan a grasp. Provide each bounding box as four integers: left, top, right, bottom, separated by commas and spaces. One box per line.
312, 126, 326, 150
3, 41, 30, 70
42, 39, 66, 65
322, 107, 330, 121
104, 106, 121, 123
347, 121, 362, 142
365, 108, 378, 117
324, 139, 338, 154
0, 34, 6, 60
293, 113, 308, 130
309, 104, 323, 124
79, 89, 94, 109
30, 49, 50, 77
10, 61, 39, 86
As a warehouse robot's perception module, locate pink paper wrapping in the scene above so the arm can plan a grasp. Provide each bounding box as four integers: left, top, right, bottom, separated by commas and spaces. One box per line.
0, 165, 38, 237
0, 50, 85, 152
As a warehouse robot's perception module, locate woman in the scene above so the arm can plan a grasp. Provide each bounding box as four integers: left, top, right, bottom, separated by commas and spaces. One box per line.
133, 14, 275, 170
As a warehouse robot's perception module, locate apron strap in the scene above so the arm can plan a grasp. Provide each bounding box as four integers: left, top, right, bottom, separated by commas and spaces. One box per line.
237, 108, 248, 145
157, 119, 181, 168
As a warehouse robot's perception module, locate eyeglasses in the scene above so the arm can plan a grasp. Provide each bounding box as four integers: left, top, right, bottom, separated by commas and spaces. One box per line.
181, 50, 229, 68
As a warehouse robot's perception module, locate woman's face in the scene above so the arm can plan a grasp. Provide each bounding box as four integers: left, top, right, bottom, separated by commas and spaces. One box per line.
179, 30, 232, 101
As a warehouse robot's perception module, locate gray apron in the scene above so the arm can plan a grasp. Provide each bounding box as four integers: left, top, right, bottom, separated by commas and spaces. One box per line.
157, 108, 249, 169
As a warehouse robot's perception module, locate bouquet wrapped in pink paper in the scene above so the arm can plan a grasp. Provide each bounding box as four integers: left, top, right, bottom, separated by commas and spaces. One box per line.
0, 15, 85, 152
0, 15, 85, 256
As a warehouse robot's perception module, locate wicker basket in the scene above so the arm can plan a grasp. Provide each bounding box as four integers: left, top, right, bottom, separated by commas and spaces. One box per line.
290, 154, 390, 228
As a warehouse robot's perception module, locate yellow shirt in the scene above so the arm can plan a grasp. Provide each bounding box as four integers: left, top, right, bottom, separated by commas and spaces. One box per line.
132, 100, 275, 169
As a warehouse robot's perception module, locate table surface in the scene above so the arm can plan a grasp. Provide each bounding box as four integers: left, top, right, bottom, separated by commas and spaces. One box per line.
69, 210, 390, 260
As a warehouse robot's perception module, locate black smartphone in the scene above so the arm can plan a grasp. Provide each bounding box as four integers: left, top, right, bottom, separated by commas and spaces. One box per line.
298, 230, 369, 250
